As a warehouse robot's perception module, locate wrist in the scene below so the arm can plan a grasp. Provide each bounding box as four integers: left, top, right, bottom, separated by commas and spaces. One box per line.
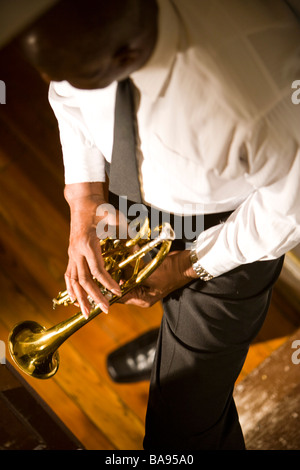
64, 182, 107, 210
179, 250, 199, 280
188, 242, 213, 281
64, 182, 106, 202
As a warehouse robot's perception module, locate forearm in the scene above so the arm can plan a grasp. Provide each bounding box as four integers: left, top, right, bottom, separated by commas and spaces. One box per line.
64, 182, 108, 208
64, 182, 109, 234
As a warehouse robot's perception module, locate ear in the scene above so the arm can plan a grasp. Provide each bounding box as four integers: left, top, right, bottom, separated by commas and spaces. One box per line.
113, 45, 140, 68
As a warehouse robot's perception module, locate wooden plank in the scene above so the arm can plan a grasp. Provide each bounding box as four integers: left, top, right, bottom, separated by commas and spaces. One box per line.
0, 396, 44, 450
0, 116, 68, 219
234, 328, 300, 450
0, 362, 84, 450
241, 384, 300, 450
0, 158, 69, 296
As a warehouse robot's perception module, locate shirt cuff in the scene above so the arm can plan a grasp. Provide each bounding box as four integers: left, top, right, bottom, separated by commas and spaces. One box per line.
194, 190, 300, 278
63, 146, 106, 184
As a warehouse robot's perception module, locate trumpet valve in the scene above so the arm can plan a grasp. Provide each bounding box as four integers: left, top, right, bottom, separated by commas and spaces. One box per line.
52, 291, 74, 309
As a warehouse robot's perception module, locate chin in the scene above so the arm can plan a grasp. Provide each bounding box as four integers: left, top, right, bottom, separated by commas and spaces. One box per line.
68, 80, 111, 90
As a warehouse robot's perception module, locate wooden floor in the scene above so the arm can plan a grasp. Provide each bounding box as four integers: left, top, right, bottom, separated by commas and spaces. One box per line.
0, 41, 299, 450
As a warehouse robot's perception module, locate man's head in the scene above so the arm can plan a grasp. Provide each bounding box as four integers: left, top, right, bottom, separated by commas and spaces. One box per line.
21, 0, 158, 89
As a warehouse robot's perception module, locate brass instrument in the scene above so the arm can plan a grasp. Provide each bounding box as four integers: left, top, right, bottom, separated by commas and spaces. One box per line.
8, 219, 175, 380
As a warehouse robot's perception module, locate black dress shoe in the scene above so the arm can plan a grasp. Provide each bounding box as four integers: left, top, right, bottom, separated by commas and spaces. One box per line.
106, 328, 159, 383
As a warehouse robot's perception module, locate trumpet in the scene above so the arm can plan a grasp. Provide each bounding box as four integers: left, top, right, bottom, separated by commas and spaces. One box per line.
8, 218, 175, 379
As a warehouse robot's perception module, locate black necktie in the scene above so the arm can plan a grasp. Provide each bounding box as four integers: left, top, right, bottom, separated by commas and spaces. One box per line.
109, 79, 142, 203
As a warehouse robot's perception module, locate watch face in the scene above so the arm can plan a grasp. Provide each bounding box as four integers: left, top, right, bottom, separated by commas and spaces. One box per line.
190, 250, 198, 264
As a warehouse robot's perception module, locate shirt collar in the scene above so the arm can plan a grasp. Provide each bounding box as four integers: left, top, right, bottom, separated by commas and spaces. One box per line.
130, 0, 179, 100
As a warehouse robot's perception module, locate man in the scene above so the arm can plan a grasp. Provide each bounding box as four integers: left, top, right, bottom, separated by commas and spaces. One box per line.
21, 0, 300, 449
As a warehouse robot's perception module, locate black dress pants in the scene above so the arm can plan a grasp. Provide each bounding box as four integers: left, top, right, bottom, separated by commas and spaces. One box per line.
143, 255, 284, 450
108, 192, 284, 450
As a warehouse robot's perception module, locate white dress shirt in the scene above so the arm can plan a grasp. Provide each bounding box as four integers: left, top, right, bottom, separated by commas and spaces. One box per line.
49, 0, 300, 277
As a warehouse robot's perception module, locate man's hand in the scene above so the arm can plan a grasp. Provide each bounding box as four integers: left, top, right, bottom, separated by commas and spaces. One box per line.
119, 250, 198, 308
64, 182, 122, 318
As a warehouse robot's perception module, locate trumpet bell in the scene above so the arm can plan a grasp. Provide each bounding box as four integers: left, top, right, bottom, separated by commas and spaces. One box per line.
8, 320, 59, 379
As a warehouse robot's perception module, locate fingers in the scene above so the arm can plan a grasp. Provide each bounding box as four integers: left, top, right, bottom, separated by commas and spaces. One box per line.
87, 244, 122, 297
118, 286, 156, 309
65, 268, 91, 319
63, 196, 125, 319
65, 250, 121, 319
